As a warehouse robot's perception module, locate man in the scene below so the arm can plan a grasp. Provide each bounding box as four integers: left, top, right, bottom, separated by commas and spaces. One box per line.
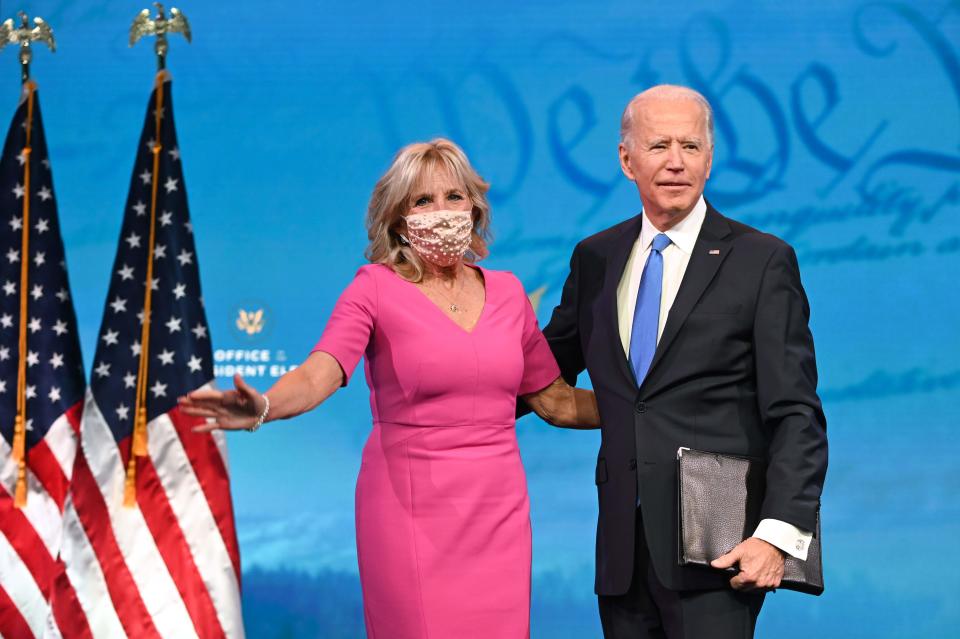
540, 85, 827, 637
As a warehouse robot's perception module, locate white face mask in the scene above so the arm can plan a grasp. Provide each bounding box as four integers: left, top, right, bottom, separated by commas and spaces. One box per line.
402, 209, 474, 267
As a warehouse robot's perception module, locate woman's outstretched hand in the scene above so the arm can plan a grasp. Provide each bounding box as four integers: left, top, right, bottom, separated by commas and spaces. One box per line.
179, 373, 266, 433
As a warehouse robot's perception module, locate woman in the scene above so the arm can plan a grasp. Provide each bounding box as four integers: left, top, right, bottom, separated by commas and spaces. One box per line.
180, 138, 599, 638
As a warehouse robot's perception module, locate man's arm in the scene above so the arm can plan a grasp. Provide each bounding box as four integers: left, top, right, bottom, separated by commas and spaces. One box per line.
518, 243, 588, 417
752, 243, 828, 531
712, 242, 827, 589
543, 242, 588, 383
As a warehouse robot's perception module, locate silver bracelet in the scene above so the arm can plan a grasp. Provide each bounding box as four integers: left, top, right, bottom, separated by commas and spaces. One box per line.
247, 394, 270, 432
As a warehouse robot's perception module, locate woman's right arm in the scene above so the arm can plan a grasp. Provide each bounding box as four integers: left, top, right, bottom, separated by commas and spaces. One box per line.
180, 350, 345, 432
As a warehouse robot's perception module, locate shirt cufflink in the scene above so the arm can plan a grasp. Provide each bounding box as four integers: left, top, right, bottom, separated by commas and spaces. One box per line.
753, 518, 812, 561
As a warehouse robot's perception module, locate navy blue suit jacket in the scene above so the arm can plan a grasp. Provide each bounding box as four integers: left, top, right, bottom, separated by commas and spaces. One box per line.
542, 203, 828, 595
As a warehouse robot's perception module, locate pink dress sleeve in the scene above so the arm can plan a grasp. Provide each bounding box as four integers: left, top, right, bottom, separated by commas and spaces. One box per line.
517, 290, 561, 395
312, 266, 378, 386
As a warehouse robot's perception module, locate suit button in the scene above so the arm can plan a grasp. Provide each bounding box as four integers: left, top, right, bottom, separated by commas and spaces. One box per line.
629, 459, 637, 470
635, 401, 646, 413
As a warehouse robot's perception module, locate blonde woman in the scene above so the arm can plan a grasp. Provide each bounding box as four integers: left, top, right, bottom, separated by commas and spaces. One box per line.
180, 138, 598, 638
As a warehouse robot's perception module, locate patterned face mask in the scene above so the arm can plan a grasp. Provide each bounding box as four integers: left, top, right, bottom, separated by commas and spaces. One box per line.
402, 209, 474, 267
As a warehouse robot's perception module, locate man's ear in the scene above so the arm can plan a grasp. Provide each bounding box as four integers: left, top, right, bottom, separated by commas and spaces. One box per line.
704, 145, 714, 181
618, 143, 635, 180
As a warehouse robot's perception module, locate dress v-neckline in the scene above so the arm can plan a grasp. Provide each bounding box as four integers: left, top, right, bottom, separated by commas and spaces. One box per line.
395, 264, 489, 335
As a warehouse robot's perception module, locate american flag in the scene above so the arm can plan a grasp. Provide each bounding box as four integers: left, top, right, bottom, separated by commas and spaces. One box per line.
0, 83, 85, 639
50, 72, 244, 638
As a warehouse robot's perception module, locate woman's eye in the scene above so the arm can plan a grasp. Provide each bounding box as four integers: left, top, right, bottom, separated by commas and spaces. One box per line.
414, 197, 430, 206
448, 193, 463, 201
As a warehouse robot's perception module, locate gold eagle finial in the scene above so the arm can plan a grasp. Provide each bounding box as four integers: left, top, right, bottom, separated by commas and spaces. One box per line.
0, 12, 56, 83
130, 3, 191, 70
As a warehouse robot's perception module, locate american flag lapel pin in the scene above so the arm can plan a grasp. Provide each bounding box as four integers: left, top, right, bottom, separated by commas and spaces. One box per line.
709, 249, 720, 255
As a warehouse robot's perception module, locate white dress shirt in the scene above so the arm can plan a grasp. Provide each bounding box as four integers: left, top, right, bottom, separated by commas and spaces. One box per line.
615, 196, 811, 561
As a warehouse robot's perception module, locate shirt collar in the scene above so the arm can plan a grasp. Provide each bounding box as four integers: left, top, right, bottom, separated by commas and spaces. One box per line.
639, 195, 707, 256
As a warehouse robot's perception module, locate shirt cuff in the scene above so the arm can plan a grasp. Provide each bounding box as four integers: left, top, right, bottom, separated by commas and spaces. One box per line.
752, 518, 812, 561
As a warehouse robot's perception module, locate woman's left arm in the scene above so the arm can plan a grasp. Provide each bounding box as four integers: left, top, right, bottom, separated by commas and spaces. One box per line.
522, 376, 600, 429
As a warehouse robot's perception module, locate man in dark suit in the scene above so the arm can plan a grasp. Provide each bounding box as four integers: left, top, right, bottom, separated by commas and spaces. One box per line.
540, 85, 828, 638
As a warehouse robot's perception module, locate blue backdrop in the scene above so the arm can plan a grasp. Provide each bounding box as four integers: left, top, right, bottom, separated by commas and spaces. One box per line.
8, 1, 959, 637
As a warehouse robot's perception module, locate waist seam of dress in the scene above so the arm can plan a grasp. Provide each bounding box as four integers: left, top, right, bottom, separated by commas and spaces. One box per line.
373, 425, 429, 452
374, 419, 515, 428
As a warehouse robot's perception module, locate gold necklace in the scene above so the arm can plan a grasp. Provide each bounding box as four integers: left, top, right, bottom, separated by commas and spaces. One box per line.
426, 272, 466, 313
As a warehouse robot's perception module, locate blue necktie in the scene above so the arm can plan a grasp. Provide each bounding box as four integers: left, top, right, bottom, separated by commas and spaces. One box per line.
629, 233, 671, 384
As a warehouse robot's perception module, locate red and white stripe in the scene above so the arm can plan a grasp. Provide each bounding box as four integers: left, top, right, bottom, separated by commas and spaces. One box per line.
0, 403, 81, 639
49, 386, 244, 638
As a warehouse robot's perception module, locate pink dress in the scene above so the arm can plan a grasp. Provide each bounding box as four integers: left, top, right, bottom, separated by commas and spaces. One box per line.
313, 263, 559, 639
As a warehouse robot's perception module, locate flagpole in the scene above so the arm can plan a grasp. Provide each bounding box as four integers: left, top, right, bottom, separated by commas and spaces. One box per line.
12, 82, 35, 508
124, 3, 191, 507
54, 8, 243, 629
125, 73, 165, 507
0, 12, 56, 508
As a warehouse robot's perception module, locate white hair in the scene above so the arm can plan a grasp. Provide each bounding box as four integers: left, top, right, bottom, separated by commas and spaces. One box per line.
619, 85, 714, 149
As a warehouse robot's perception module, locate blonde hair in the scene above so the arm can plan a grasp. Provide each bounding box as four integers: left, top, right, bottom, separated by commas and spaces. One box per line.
365, 138, 492, 282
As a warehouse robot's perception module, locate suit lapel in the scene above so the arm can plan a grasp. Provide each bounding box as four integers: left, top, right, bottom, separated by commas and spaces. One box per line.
641, 206, 733, 391
602, 214, 644, 389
